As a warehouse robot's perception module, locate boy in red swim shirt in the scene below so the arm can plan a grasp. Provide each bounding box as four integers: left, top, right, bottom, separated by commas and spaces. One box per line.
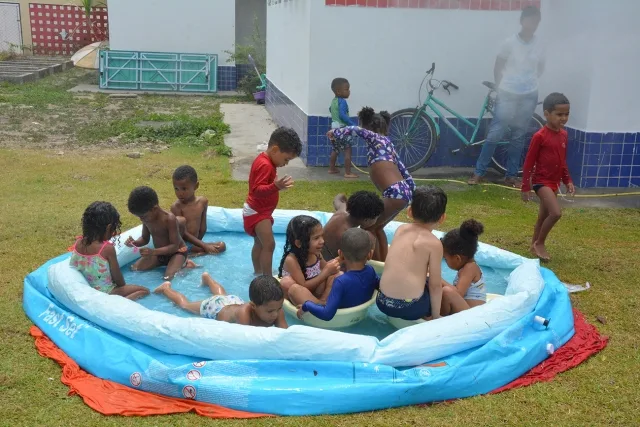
244, 127, 302, 275
521, 92, 575, 261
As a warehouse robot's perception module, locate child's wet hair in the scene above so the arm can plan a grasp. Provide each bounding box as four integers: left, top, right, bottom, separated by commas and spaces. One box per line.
347, 191, 384, 220
172, 165, 198, 183
441, 219, 485, 259
358, 107, 391, 135
521, 5, 541, 21
127, 186, 159, 216
411, 185, 447, 223
81, 201, 121, 246
543, 92, 570, 113
278, 215, 322, 279
331, 77, 349, 94
268, 127, 303, 156
249, 275, 284, 306
340, 228, 372, 262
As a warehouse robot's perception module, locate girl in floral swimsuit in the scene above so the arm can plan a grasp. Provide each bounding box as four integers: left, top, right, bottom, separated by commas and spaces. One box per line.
70, 201, 150, 301
328, 107, 416, 261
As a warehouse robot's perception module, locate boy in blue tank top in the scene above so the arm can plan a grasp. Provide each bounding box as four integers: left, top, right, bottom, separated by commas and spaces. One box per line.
328, 77, 358, 179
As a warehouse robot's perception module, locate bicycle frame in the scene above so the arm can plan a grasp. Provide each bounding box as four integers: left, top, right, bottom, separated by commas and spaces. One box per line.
408, 92, 493, 147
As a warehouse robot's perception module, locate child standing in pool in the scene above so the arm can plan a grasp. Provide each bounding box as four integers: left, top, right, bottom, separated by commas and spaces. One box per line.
321, 191, 384, 262
521, 93, 574, 261
295, 228, 378, 321
377, 186, 467, 321
70, 201, 150, 300
154, 273, 288, 328
327, 107, 415, 261
278, 215, 341, 305
441, 219, 487, 315
170, 165, 226, 256
125, 186, 196, 280
244, 127, 303, 276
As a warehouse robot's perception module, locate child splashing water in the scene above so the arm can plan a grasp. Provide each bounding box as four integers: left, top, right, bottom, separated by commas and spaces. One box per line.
70, 202, 150, 300
441, 219, 487, 314
278, 215, 341, 306
328, 107, 416, 261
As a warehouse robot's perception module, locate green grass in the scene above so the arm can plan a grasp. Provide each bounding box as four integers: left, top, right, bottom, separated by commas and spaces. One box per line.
1, 71, 639, 426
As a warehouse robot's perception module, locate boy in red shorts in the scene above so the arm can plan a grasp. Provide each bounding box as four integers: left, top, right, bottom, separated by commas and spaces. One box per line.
521, 92, 575, 261
244, 127, 302, 275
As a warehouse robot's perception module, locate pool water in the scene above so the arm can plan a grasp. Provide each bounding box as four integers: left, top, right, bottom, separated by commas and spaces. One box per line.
123, 232, 512, 339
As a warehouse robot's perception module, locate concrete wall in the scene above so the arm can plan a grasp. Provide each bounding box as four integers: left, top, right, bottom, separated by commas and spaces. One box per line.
235, 0, 266, 46
306, 3, 521, 117
266, 0, 311, 111
0, 0, 109, 54
107, 0, 235, 61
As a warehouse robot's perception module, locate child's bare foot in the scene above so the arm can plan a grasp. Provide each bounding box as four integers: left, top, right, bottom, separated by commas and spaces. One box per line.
200, 272, 211, 286
344, 173, 359, 179
153, 281, 171, 294
529, 245, 537, 256
533, 242, 551, 261
328, 168, 340, 174
186, 259, 198, 268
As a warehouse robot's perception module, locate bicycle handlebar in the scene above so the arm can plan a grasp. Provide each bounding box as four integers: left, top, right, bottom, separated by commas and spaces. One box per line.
426, 62, 435, 75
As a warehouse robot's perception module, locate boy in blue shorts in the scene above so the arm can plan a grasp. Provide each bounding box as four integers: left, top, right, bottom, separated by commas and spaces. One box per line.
295, 228, 378, 321
328, 77, 358, 179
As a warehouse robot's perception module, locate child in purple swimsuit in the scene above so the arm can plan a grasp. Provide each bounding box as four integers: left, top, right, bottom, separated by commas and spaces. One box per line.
328, 107, 416, 261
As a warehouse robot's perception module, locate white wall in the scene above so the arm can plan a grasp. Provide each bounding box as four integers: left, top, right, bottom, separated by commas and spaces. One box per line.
540, 0, 640, 132
266, 0, 311, 112
236, 0, 266, 46
108, 0, 235, 62
306, 3, 521, 117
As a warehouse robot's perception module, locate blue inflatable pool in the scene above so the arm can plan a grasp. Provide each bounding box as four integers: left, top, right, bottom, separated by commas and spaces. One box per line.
23, 207, 574, 416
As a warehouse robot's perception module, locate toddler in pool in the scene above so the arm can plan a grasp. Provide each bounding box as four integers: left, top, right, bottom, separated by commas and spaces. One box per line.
278, 215, 341, 305
154, 273, 288, 328
70, 201, 150, 300
441, 219, 487, 315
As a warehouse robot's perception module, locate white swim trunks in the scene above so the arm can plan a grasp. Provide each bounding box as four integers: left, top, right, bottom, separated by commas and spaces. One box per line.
200, 295, 245, 319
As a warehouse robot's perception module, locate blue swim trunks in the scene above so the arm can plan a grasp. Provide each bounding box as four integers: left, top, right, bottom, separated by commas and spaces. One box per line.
376, 279, 431, 320
200, 295, 245, 319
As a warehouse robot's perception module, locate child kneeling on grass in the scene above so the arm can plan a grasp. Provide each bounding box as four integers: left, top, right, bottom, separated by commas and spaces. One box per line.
154, 273, 288, 328
295, 228, 379, 321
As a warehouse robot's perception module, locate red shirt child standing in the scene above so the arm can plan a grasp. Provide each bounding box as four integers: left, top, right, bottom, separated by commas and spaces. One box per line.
521, 92, 575, 261
243, 127, 302, 275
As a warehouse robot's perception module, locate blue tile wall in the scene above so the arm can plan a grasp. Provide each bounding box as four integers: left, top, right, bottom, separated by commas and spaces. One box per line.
217, 66, 237, 91
266, 81, 640, 188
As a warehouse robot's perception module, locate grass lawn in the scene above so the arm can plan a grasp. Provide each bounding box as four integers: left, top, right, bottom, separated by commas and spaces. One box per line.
1, 71, 639, 426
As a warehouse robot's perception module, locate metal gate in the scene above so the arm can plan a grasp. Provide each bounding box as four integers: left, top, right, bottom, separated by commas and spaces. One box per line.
99, 50, 218, 93
0, 3, 23, 52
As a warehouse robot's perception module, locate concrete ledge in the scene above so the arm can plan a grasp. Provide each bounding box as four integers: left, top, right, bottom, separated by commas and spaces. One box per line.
0, 57, 73, 84
68, 84, 239, 97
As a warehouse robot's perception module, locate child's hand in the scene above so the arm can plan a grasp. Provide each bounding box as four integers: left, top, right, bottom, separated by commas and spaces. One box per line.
139, 248, 154, 257
323, 258, 341, 276
567, 183, 576, 195
205, 243, 220, 254
326, 130, 335, 141
296, 305, 305, 320
521, 191, 531, 202
124, 236, 136, 247
275, 175, 294, 191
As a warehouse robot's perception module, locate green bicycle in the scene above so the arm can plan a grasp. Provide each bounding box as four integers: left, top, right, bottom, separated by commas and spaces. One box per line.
389, 62, 545, 174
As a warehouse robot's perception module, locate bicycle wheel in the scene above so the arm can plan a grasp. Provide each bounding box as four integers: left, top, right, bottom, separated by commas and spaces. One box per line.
490, 113, 545, 176
388, 108, 438, 173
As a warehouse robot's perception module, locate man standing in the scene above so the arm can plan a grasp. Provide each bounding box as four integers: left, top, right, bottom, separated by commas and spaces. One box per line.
468, 6, 544, 188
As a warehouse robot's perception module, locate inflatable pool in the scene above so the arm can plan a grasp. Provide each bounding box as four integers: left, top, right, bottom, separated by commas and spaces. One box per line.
23, 207, 574, 416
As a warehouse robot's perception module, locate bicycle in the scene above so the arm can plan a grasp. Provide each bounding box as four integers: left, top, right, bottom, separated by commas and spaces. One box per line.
388, 62, 545, 174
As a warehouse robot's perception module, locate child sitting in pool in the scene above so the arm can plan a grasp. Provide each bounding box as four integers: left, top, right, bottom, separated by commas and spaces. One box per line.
170, 165, 226, 256
278, 215, 341, 304
70, 201, 150, 300
441, 219, 487, 315
321, 191, 384, 262
295, 228, 378, 321
125, 186, 196, 280
154, 273, 288, 328
377, 186, 467, 321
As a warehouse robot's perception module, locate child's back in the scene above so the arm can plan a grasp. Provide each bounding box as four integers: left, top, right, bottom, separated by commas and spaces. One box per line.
376, 186, 448, 321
